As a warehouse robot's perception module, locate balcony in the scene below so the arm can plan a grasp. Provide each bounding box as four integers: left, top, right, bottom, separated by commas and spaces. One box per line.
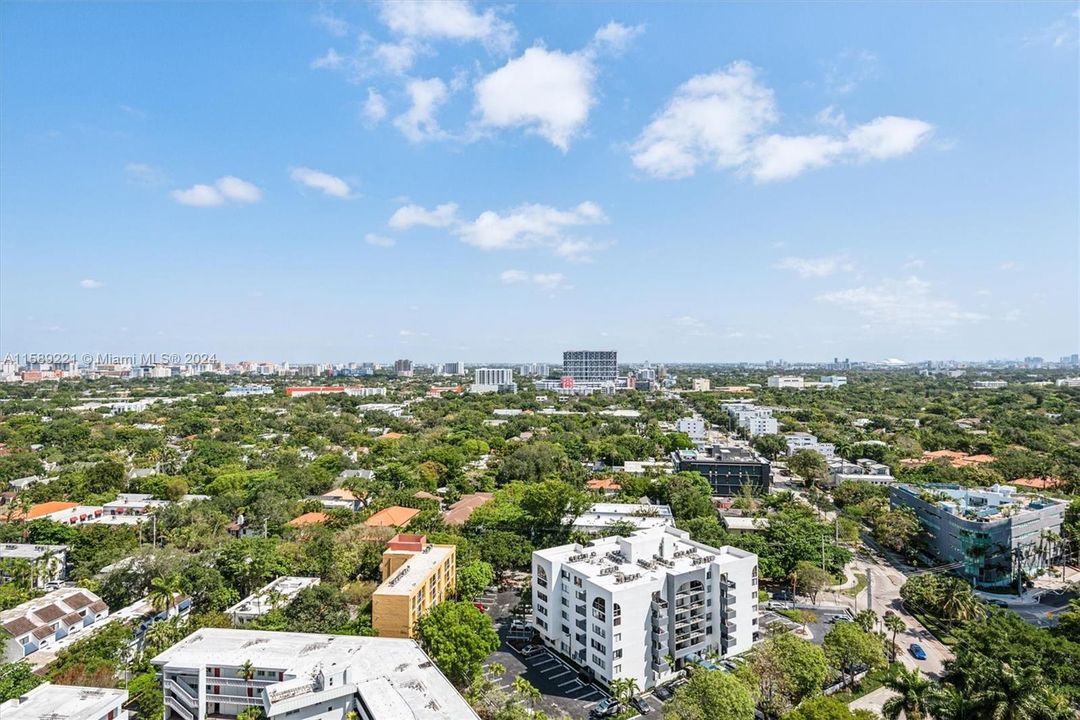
723, 607, 737, 620
575, 618, 586, 632
574, 590, 587, 601
651, 656, 670, 672
575, 604, 586, 616
165, 678, 198, 707
575, 633, 586, 646
205, 692, 260, 707
652, 598, 668, 611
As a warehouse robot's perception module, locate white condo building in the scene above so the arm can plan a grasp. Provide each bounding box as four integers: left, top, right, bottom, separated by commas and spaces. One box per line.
471, 367, 516, 394
531, 526, 758, 691
767, 375, 805, 389
153, 628, 478, 720
675, 416, 707, 441
722, 402, 779, 437
0, 683, 127, 720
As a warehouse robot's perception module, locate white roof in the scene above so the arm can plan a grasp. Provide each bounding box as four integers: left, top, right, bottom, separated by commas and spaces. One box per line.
0, 683, 125, 720
152, 628, 478, 720
374, 545, 454, 597
573, 503, 675, 531
721, 516, 770, 531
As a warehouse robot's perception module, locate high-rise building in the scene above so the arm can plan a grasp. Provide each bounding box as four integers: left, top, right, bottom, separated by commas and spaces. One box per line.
531, 526, 757, 691
563, 350, 617, 382
471, 367, 516, 393
442, 362, 465, 376
394, 359, 413, 377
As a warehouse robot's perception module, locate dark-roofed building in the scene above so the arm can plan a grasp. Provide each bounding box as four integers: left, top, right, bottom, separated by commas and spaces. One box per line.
671, 446, 771, 496
0, 587, 109, 662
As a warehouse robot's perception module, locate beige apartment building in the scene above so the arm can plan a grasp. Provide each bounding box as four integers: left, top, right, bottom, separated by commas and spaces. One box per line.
372, 534, 456, 639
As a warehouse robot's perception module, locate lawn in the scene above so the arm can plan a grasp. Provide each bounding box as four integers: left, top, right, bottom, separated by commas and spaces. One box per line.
843, 572, 868, 598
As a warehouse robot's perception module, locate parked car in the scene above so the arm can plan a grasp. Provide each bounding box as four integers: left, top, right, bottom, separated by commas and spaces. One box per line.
826, 615, 849, 624
909, 643, 927, 661
630, 696, 651, 714
509, 619, 529, 632
519, 644, 544, 657
589, 699, 623, 718
654, 685, 675, 701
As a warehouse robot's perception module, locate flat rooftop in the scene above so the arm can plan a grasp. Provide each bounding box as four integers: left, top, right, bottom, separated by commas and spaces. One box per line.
537, 526, 755, 592
152, 628, 477, 720
895, 483, 1066, 521
573, 503, 675, 531
675, 446, 764, 464
0, 543, 66, 559
0, 683, 125, 720
375, 545, 454, 597
227, 576, 320, 617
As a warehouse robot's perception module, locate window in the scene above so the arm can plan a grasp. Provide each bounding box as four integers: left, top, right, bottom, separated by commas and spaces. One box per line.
591, 597, 606, 622
592, 655, 606, 669
612, 603, 621, 627
614, 633, 621, 642
561, 597, 568, 607
537, 618, 548, 630
561, 610, 568, 620
537, 566, 548, 588
590, 639, 606, 653
613, 664, 621, 674
536, 604, 547, 616
592, 624, 606, 638
537, 591, 548, 603
613, 649, 622, 659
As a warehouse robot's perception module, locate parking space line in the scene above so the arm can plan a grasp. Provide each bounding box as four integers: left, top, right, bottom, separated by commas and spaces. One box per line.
557, 678, 581, 689
547, 670, 572, 680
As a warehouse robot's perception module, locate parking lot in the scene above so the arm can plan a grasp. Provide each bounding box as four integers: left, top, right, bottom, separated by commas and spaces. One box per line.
477, 583, 664, 718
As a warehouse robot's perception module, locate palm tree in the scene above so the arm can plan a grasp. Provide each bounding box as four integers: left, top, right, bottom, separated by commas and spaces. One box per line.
939, 579, 975, 622
971, 662, 1052, 720
882, 666, 935, 720
238, 659, 257, 698
149, 574, 183, 615
855, 608, 878, 634
609, 677, 639, 703
884, 613, 906, 662
927, 685, 968, 720
512, 676, 541, 711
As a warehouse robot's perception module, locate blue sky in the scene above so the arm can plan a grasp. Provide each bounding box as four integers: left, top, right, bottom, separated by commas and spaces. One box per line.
1, 2, 1077, 363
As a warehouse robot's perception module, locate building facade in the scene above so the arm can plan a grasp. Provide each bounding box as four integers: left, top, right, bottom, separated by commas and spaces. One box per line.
0, 543, 67, 588
767, 375, 804, 389
563, 351, 618, 383
0, 683, 127, 720
372, 535, 456, 639
1, 588, 109, 662
471, 368, 517, 393
153, 628, 478, 720
889, 483, 1066, 588
672, 447, 771, 496
722, 402, 779, 437
531, 526, 758, 691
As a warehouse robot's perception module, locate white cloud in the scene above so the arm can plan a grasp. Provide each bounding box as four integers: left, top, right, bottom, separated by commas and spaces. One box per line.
314, 10, 349, 37
823, 50, 878, 95
374, 41, 420, 75
290, 167, 352, 198
378, 0, 516, 53
632, 61, 933, 182
394, 77, 449, 141
172, 176, 261, 206
500, 270, 569, 289
311, 48, 345, 71
456, 201, 607, 250
388, 202, 460, 230
817, 276, 986, 332
590, 21, 644, 55
776, 255, 854, 278
172, 184, 225, 207
79, 279, 105, 290
365, 233, 397, 247
499, 269, 529, 284
125, 162, 165, 186
552, 238, 608, 263
363, 88, 388, 125
474, 46, 595, 151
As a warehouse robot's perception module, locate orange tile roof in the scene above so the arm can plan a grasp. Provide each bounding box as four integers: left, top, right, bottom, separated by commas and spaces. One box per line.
379, 432, 405, 441
442, 493, 494, 525
11, 501, 79, 521
288, 511, 329, 527
365, 505, 420, 527
322, 488, 359, 501
586, 478, 622, 491
1010, 476, 1064, 490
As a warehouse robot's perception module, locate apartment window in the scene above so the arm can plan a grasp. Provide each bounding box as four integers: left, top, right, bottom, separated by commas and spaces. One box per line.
537, 566, 549, 588
590, 639, 606, 653
613, 649, 622, 659
614, 633, 621, 642
537, 604, 547, 616
612, 603, 621, 627
613, 664, 621, 674
561, 597, 568, 607
537, 618, 548, 630
562, 625, 570, 635
561, 569, 569, 579
537, 591, 548, 603
592, 624, 606, 638
592, 655, 606, 669
573, 576, 583, 587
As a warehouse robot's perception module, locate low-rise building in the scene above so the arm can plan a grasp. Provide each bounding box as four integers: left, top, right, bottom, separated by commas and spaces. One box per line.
672, 446, 771, 497
310, 488, 365, 512
721, 516, 770, 534
1, 588, 109, 662
153, 628, 479, 720
532, 526, 758, 691
818, 375, 848, 388
1055, 377, 1080, 388
364, 505, 420, 528
675, 416, 707, 441
226, 577, 321, 625
0, 683, 127, 720
691, 379, 711, 392
767, 375, 804, 389
441, 492, 494, 525
224, 384, 273, 397
572, 503, 675, 533
826, 458, 894, 487
372, 534, 457, 639
889, 483, 1066, 588
585, 478, 622, 496
0, 543, 67, 588
784, 432, 835, 459
722, 402, 779, 437
972, 380, 1008, 389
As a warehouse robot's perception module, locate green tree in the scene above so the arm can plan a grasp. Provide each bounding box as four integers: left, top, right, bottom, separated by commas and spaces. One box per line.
793, 561, 831, 604
752, 434, 788, 461
823, 621, 885, 689
149, 574, 183, 615
881, 666, 935, 720
785, 696, 878, 720
0, 661, 43, 701
456, 560, 495, 601
743, 633, 829, 716
884, 613, 906, 662
872, 509, 920, 553
664, 669, 755, 720
416, 601, 500, 685
282, 584, 351, 634
787, 450, 827, 486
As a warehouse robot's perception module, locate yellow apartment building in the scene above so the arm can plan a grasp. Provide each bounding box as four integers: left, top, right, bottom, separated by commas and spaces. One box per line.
372, 534, 457, 639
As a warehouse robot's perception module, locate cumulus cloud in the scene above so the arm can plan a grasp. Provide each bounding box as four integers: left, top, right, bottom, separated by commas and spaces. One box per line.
374, 41, 421, 75
363, 88, 388, 125
290, 167, 352, 198
314, 10, 349, 37
311, 48, 345, 71
474, 46, 596, 151
500, 270, 569, 289
79, 279, 105, 290
172, 176, 262, 206
776, 255, 854, 278
456, 201, 607, 251
125, 162, 165, 186
378, 0, 516, 53
590, 21, 644, 55
365, 233, 397, 247
817, 276, 986, 332
822, 50, 878, 95
631, 61, 933, 182
388, 202, 460, 229
394, 77, 449, 141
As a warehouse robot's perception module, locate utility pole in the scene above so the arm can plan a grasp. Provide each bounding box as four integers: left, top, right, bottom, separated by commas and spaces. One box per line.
866, 569, 874, 613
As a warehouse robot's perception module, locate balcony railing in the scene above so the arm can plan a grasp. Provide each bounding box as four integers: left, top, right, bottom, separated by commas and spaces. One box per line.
204, 692, 261, 707
165, 696, 194, 720
165, 678, 198, 707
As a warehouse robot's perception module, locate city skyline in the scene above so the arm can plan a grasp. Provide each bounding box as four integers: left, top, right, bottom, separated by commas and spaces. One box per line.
1, 2, 1077, 361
